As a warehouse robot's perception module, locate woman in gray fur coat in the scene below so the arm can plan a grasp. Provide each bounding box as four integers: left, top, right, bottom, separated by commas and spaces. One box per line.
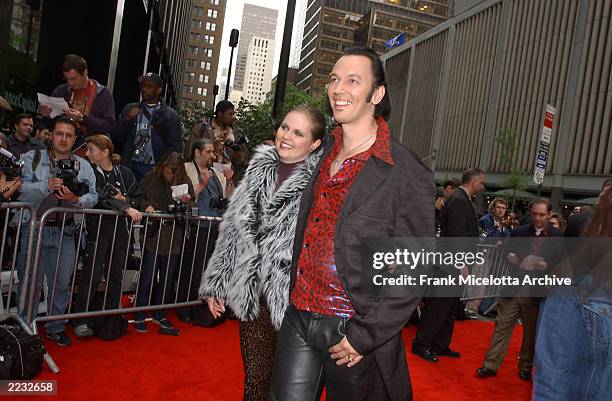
200, 104, 326, 401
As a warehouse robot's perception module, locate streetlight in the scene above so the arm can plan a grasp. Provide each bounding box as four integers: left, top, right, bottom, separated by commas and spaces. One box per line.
225, 29, 239, 101
272, 0, 296, 119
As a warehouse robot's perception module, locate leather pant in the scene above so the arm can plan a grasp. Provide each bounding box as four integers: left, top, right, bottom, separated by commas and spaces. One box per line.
268, 305, 373, 401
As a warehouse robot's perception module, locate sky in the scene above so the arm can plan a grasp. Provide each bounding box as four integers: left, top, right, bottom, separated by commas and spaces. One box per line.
216, 0, 303, 87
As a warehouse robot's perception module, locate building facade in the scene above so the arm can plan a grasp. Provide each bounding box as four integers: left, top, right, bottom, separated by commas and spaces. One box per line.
243, 36, 275, 104
233, 4, 277, 92
0, 0, 194, 124
181, 0, 226, 109
296, 0, 448, 97
382, 0, 612, 205
355, 1, 449, 56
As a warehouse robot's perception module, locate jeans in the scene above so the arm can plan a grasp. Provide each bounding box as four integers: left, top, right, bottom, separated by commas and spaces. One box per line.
17, 224, 76, 334
269, 306, 373, 401
134, 250, 178, 321
533, 286, 612, 401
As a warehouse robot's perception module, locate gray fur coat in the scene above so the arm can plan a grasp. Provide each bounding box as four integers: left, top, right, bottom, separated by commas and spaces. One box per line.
199, 144, 320, 329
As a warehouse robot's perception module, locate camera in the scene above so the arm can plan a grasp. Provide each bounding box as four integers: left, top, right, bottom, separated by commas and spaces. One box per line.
168, 200, 190, 227
133, 132, 152, 164
224, 135, 249, 151
0, 148, 23, 180
103, 181, 119, 197
209, 196, 230, 211
54, 159, 89, 196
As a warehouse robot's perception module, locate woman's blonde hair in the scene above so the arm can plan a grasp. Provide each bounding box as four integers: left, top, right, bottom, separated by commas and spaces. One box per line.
86, 134, 121, 164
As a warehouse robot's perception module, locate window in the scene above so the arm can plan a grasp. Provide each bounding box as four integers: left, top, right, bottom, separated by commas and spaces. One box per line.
197, 87, 203, 95
209, 36, 214, 44
201, 101, 206, 108
203, 88, 208, 96
187, 86, 194, 94
194, 6, 204, 17
204, 75, 209, 84
189, 46, 199, 55
187, 58, 196, 67
191, 19, 202, 29
205, 22, 216, 31
210, 0, 219, 5
205, 48, 213, 58
207, 9, 217, 18
190, 33, 201, 42
198, 74, 204, 82
205, 22, 211, 30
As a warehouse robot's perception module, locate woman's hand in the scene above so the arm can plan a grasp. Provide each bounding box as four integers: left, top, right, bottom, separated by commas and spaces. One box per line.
125, 207, 142, 223
113, 190, 127, 202
179, 194, 191, 204
207, 297, 225, 319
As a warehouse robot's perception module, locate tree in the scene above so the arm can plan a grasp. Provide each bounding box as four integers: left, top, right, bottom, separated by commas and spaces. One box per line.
496, 128, 527, 211
233, 83, 331, 151
177, 101, 213, 142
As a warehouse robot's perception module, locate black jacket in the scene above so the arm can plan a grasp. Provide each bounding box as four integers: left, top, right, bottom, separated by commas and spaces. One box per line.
289, 132, 435, 401
91, 164, 143, 212
440, 188, 479, 237
112, 100, 182, 166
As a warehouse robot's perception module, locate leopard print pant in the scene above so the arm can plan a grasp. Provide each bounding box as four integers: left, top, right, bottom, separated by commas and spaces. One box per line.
238, 297, 279, 401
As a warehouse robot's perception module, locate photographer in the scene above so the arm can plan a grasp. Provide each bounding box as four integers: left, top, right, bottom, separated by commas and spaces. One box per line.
134, 152, 194, 334
176, 138, 228, 323
479, 197, 511, 238
0, 147, 22, 201
17, 116, 97, 346
71, 135, 144, 338
111, 73, 182, 182
184, 100, 248, 185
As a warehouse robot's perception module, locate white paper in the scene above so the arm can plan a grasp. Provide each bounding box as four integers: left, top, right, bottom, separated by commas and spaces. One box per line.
213, 162, 232, 172
171, 183, 189, 200
37, 93, 69, 118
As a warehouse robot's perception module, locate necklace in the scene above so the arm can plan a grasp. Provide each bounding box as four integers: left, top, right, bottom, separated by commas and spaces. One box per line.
332, 134, 376, 167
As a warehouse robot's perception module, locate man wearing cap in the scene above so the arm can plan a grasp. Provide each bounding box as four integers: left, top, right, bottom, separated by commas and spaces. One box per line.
112, 72, 182, 181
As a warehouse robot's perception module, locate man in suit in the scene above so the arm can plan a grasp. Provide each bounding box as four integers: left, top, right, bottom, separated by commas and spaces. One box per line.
476, 198, 562, 380
268, 47, 434, 401
412, 168, 484, 362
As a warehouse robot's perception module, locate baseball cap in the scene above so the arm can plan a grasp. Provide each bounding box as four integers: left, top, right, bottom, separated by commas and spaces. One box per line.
138, 72, 163, 87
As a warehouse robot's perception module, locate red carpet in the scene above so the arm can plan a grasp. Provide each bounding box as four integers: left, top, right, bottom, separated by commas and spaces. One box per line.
34, 317, 531, 400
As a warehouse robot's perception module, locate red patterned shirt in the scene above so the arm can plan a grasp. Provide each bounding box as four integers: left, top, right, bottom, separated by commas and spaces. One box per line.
290, 117, 394, 317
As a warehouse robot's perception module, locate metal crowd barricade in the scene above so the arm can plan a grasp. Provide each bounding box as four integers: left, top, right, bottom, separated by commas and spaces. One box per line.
0, 202, 37, 316
460, 241, 512, 305
0, 201, 58, 372
24, 206, 222, 372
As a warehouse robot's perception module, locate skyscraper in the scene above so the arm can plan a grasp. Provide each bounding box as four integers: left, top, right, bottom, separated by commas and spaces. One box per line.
233, 3, 277, 92
296, 0, 449, 97
290, 0, 308, 69
243, 36, 275, 104
181, 0, 227, 109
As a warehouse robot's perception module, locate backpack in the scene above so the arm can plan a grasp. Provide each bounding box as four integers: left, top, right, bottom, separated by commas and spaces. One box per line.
91, 315, 128, 341
0, 320, 45, 379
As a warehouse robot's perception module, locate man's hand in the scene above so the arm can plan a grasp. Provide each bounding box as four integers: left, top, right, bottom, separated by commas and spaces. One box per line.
207, 297, 225, 319
56, 186, 79, 203
48, 177, 64, 192
200, 169, 213, 186
127, 106, 140, 120
0, 174, 21, 199
329, 336, 363, 367
39, 105, 53, 118
64, 108, 84, 122
507, 253, 521, 266
125, 207, 143, 223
